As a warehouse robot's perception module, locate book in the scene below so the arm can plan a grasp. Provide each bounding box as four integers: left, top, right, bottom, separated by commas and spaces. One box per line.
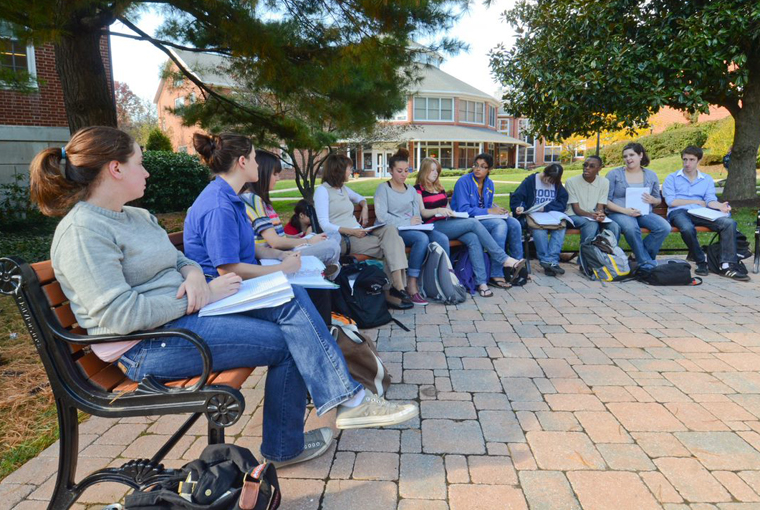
625, 188, 650, 215
260, 256, 339, 289
528, 211, 576, 227
398, 224, 435, 231
475, 214, 511, 220
435, 211, 469, 219
688, 207, 730, 221
523, 202, 546, 215
199, 272, 294, 317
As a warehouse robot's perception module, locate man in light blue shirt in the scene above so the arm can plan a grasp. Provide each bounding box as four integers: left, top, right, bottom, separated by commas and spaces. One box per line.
663, 146, 748, 281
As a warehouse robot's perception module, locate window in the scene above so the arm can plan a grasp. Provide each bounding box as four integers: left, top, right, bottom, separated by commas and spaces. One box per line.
173, 76, 184, 88
458, 100, 484, 124
0, 35, 36, 86
457, 142, 480, 169
363, 152, 373, 170
174, 96, 184, 109
188, 92, 197, 104
413, 97, 453, 121
488, 106, 496, 128
517, 119, 535, 167
381, 107, 408, 121
544, 145, 562, 163
498, 118, 511, 134
418, 141, 453, 168
178, 146, 188, 153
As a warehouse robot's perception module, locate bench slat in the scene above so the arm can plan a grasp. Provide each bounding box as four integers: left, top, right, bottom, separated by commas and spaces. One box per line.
42, 281, 67, 308
31, 260, 55, 285
76, 351, 114, 379
89, 365, 129, 392
54, 304, 78, 329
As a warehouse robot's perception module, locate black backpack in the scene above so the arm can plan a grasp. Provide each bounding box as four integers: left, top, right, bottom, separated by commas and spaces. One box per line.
702, 232, 750, 275
635, 259, 702, 286
124, 444, 280, 510
332, 263, 403, 329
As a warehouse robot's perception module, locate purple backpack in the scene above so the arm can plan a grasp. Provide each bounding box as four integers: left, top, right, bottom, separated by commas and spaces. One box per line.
452, 250, 490, 294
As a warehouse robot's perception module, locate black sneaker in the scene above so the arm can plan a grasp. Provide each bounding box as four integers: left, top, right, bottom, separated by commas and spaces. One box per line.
695, 262, 709, 276
540, 261, 557, 277
551, 263, 565, 275
719, 264, 751, 282
388, 287, 413, 309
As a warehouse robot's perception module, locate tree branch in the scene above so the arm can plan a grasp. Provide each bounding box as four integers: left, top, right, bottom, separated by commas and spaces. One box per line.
106, 30, 232, 55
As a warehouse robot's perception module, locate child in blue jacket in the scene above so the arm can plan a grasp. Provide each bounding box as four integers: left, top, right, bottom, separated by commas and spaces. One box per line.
510, 164, 569, 276
451, 153, 524, 288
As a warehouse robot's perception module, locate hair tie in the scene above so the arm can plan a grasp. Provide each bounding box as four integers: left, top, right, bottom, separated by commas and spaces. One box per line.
209, 140, 217, 151
60, 147, 66, 160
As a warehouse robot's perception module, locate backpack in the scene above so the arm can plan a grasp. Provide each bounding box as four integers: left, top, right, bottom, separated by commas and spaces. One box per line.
578, 230, 632, 282
330, 320, 391, 396
124, 444, 280, 510
702, 233, 750, 275
452, 249, 489, 294
331, 263, 409, 330
420, 242, 467, 304
635, 259, 702, 286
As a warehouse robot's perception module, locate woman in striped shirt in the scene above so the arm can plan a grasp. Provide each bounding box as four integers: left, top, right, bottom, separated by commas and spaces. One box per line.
414, 157, 524, 296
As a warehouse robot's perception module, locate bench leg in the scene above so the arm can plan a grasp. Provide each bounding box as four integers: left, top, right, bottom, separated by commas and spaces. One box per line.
208, 421, 225, 445
48, 400, 79, 510
523, 232, 532, 275
754, 229, 760, 274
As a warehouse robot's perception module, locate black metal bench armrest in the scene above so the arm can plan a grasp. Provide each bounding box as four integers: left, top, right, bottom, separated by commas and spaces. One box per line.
52, 326, 213, 393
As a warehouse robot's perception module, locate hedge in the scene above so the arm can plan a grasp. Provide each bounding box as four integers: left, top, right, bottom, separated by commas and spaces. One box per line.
600, 124, 709, 166
137, 151, 211, 213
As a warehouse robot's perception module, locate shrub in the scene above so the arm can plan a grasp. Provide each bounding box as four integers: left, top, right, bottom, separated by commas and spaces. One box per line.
145, 129, 173, 151
599, 124, 709, 166
137, 151, 210, 213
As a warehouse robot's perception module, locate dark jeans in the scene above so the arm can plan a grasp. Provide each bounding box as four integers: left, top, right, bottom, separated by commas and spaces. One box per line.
668, 208, 738, 264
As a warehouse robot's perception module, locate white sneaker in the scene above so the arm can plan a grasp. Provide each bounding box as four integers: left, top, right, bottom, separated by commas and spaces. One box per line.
336, 394, 418, 430
262, 427, 333, 468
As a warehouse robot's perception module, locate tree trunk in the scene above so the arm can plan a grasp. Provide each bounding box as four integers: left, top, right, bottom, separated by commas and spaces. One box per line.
55, 30, 117, 133
722, 55, 760, 202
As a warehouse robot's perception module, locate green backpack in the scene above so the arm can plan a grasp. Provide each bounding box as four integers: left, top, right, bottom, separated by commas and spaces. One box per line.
578, 230, 632, 282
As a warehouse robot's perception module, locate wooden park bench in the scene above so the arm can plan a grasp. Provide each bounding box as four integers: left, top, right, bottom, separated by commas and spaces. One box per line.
0, 234, 257, 509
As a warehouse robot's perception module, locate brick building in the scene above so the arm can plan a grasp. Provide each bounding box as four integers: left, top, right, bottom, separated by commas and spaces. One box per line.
0, 27, 114, 184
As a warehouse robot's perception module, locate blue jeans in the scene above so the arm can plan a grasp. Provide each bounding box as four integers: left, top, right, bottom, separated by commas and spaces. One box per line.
119, 285, 361, 462
608, 212, 671, 264
479, 217, 524, 277
668, 209, 737, 264
531, 228, 566, 265
399, 228, 451, 278
570, 216, 621, 244
434, 218, 509, 285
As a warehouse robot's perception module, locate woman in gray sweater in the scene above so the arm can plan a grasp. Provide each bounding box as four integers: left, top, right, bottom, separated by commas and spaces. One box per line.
29, 126, 416, 468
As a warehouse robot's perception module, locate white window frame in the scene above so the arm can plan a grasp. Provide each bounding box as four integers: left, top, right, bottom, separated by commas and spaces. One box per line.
418, 141, 454, 168
543, 144, 562, 163
381, 107, 408, 122
498, 118, 511, 134
488, 105, 496, 128
517, 119, 536, 167
174, 96, 184, 109
413, 97, 453, 122
458, 100, 485, 125
0, 35, 37, 89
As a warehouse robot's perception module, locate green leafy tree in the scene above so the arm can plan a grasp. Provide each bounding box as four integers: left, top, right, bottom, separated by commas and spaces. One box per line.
490, 0, 760, 201
145, 128, 173, 151
1, 1, 465, 139
115, 81, 158, 145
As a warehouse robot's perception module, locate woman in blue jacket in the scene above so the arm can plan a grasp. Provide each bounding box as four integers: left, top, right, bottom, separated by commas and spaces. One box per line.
450, 153, 524, 288
510, 164, 569, 277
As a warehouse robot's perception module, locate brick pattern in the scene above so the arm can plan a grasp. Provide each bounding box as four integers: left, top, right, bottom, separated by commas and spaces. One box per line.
3, 262, 760, 508
0, 36, 113, 127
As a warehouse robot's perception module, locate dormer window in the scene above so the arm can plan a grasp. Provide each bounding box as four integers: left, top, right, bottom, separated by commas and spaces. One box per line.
413, 97, 453, 121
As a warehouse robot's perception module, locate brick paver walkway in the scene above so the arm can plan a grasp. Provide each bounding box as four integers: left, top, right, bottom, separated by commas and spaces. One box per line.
3, 261, 760, 509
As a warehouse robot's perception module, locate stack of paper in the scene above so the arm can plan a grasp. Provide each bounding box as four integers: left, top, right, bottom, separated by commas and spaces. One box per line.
199, 272, 294, 317
529, 211, 576, 227
362, 222, 386, 232
625, 188, 650, 215
399, 224, 435, 231
688, 207, 729, 221
436, 211, 469, 219
260, 256, 339, 289
475, 214, 511, 220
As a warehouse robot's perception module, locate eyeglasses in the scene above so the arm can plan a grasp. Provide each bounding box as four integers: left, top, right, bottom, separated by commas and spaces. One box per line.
473, 164, 490, 170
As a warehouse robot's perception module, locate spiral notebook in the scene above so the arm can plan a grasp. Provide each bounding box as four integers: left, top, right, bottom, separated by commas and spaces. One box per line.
198, 271, 294, 316
260, 256, 339, 289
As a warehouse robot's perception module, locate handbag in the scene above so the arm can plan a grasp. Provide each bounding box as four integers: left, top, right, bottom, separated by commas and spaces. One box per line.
526, 215, 566, 231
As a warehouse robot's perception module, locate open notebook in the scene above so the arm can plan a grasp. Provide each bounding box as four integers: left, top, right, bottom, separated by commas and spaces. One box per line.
199, 271, 294, 317
688, 207, 730, 221
528, 211, 576, 227
260, 256, 339, 289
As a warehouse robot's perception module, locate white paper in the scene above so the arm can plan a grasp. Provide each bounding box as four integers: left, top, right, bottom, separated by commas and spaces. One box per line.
523, 202, 546, 215
529, 211, 576, 227
598, 217, 613, 224
436, 211, 469, 219
398, 224, 435, 231
362, 222, 386, 232
474, 214, 511, 220
199, 272, 294, 316
259, 256, 339, 289
625, 188, 649, 215
687, 207, 729, 221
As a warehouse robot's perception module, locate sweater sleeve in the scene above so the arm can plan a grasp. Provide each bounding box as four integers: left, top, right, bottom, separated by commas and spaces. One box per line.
314, 185, 341, 233
451, 177, 489, 216
510, 178, 531, 213
545, 184, 569, 213
55, 225, 188, 335
346, 186, 365, 204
